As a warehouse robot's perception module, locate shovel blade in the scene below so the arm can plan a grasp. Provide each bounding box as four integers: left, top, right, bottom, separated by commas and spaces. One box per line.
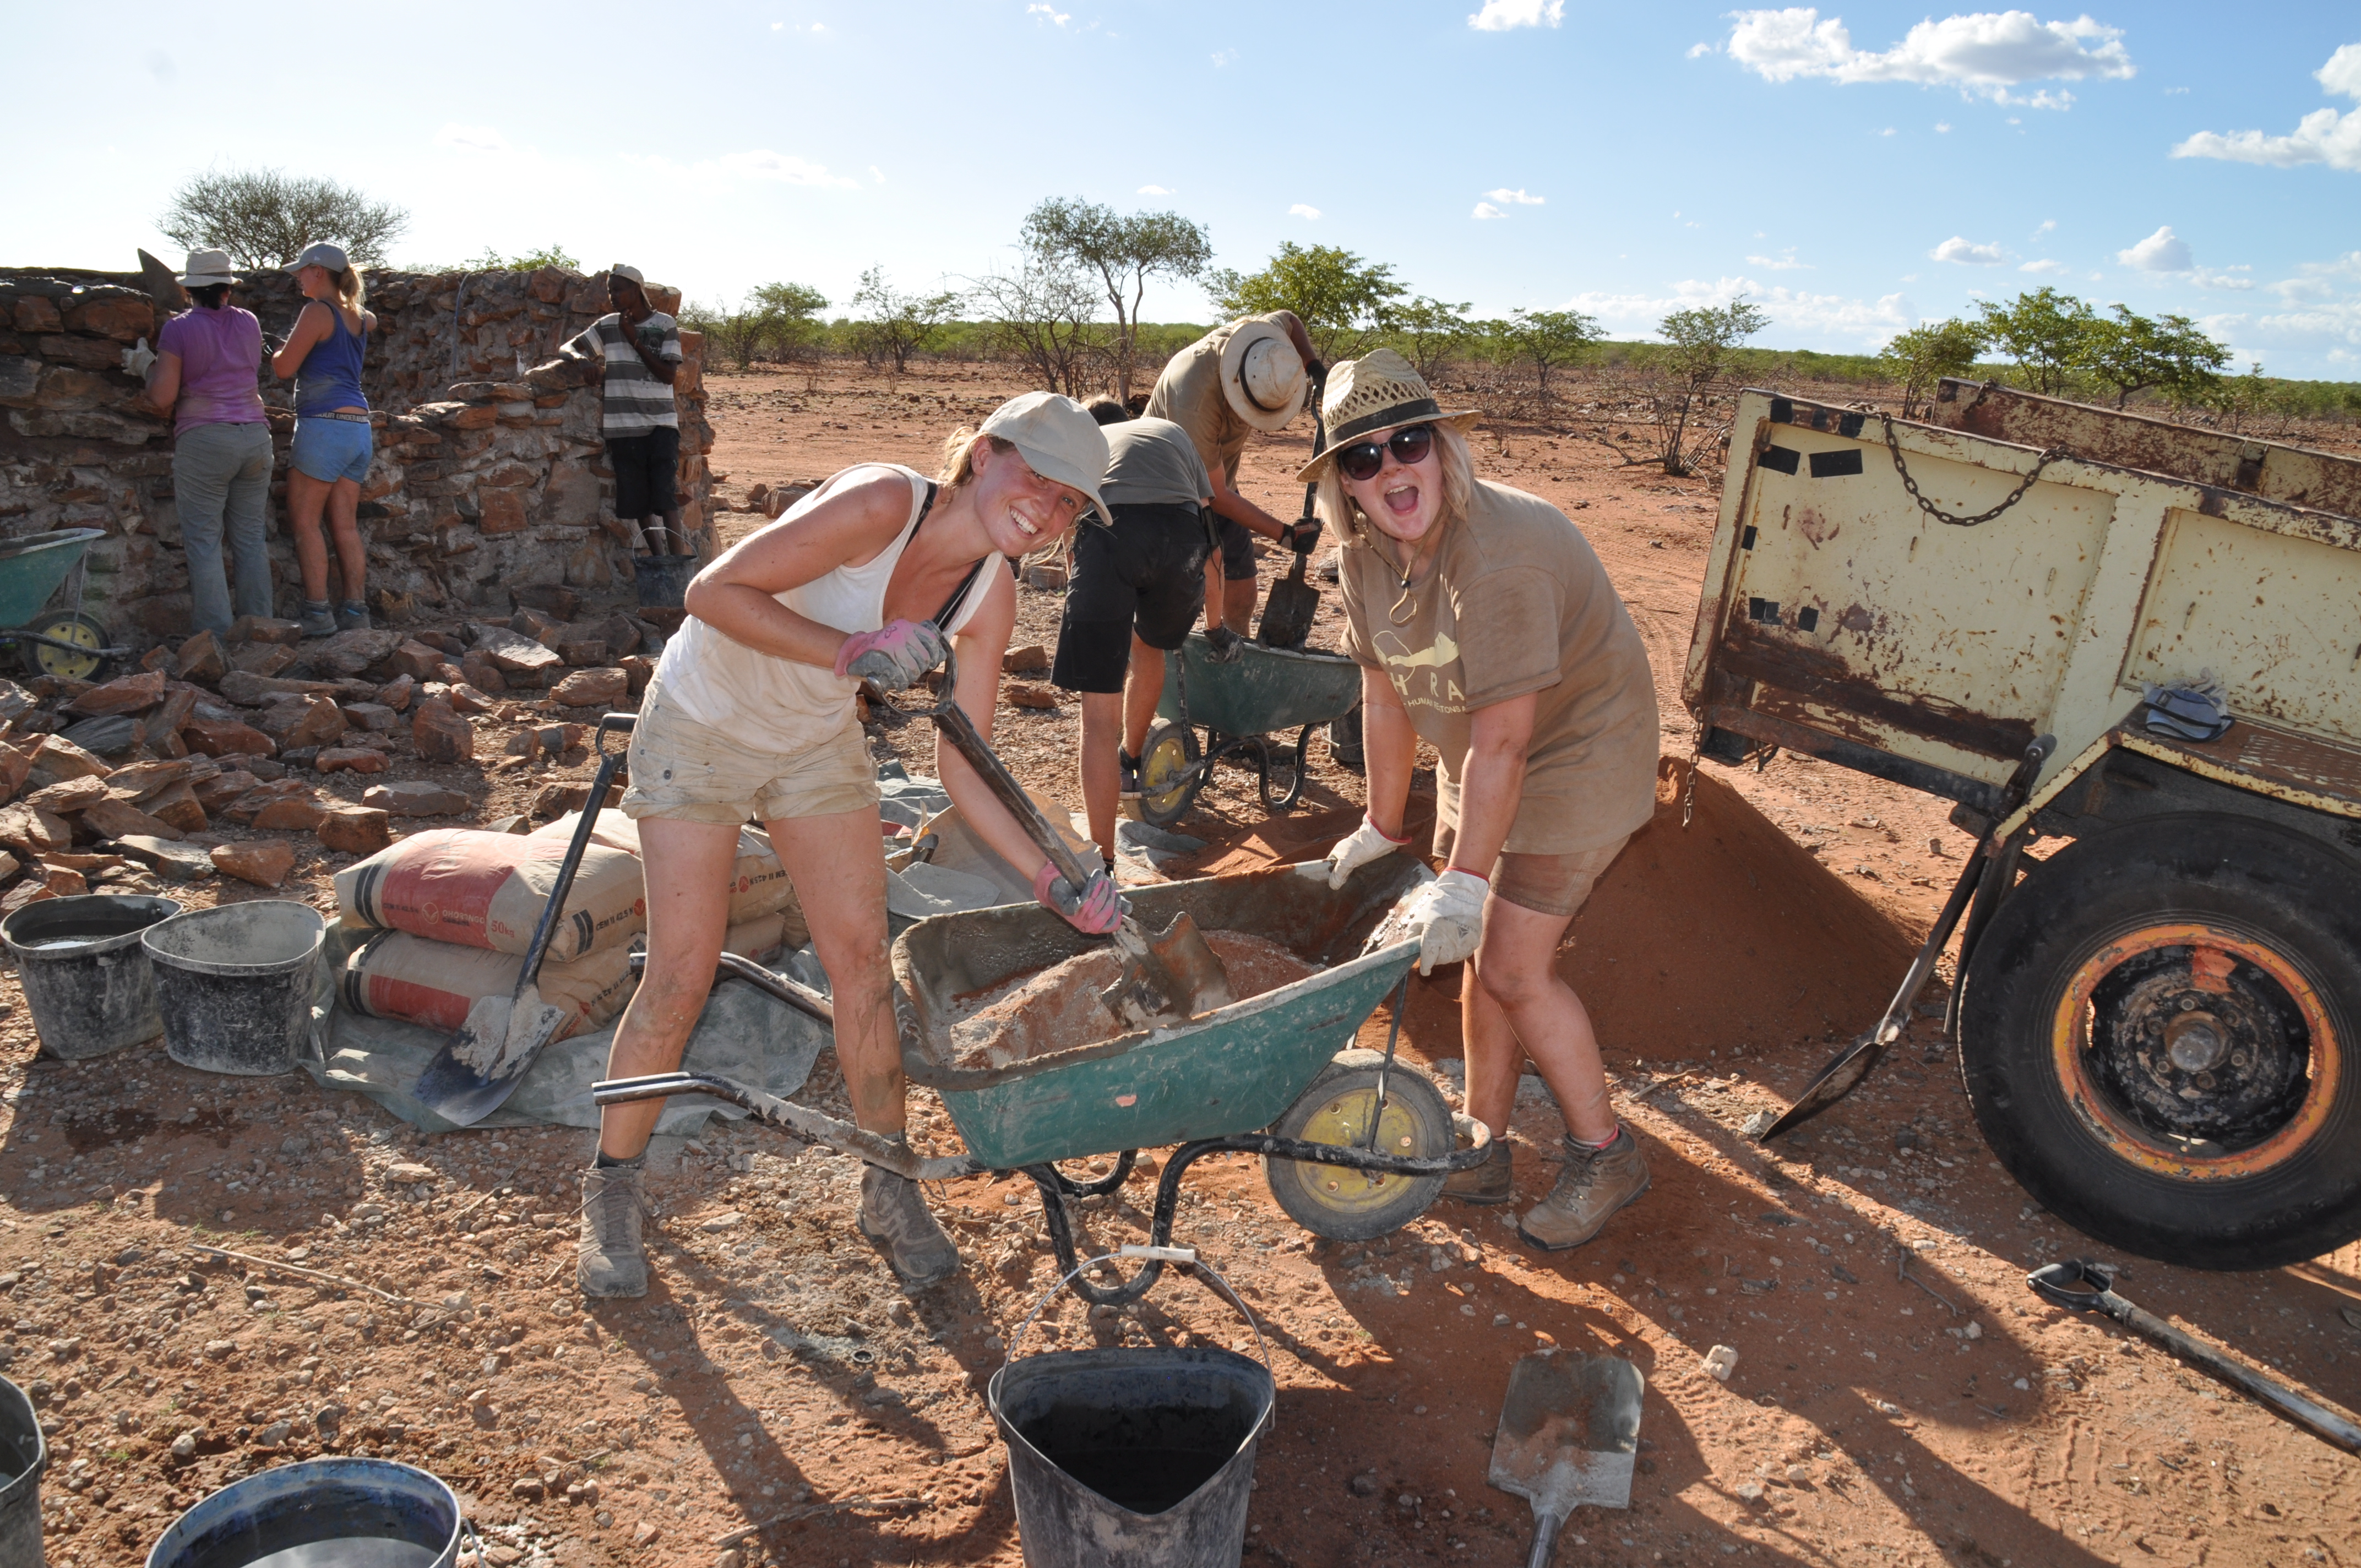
1098, 910, 1236, 1030
1256, 575, 1319, 651
1488, 1349, 1645, 1516
415, 983, 573, 1128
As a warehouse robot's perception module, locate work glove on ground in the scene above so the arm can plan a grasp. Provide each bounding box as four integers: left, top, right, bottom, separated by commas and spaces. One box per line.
1392, 869, 1488, 976
834, 618, 947, 691
1033, 860, 1125, 935
1324, 815, 1411, 890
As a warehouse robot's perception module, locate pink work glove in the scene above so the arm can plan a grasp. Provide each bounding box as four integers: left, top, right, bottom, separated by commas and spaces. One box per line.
1033, 860, 1125, 935
833, 618, 947, 691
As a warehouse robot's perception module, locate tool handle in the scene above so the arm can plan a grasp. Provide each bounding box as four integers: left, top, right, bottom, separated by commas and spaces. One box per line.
2108, 1297, 2361, 1453
514, 743, 628, 989
926, 645, 1099, 891
1525, 1510, 1565, 1568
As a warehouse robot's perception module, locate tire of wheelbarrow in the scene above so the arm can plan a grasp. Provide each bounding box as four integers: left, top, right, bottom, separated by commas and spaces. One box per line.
1138, 720, 1203, 830
23, 610, 111, 683
1265, 1049, 1452, 1242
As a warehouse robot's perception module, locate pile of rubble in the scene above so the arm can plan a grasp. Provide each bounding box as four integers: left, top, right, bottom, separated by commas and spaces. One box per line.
0, 601, 661, 916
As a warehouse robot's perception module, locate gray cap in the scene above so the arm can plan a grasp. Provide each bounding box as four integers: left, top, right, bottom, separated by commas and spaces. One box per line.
285, 242, 350, 275
610, 264, 646, 286
978, 392, 1116, 529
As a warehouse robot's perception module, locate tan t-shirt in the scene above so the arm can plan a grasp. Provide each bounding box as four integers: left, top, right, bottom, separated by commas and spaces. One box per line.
1340, 480, 1660, 856
1142, 314, 1289, 487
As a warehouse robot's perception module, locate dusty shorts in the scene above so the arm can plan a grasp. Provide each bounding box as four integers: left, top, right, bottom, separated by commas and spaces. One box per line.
1212, 515, 1256, 582
607, 425, 681, 520
290, 415, 373, 485
1430, 828, 1632, 919
1051, 502, 1211, 693
618, 685, 879, 825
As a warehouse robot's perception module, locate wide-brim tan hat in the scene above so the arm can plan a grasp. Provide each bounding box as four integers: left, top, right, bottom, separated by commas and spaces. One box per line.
1216, 317, 1308, 432
1294, 349, 1480, 483
178, 248, 238, 288
978, 391, 1117, 529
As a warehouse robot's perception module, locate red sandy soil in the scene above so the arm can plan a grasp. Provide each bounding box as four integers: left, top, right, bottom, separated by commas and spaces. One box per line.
0, 361, 2353, 1568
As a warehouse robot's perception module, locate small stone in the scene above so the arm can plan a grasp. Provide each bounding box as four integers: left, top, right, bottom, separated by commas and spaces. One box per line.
202, 1338, 237, 1361
29, 733, 111, 784
412, 700, 475, 763
1004, 682, 1058, 711
340, 701, 398, 732
24, 775, 109, 815
318, 804, 393, 854
259, 695, 347, 750
170, 1430, 199, 1460
65, 670, 167, 717
181, 714, 276, 758
0, 803, 70, 855
459, 652, 509, 693
211, 840, 295, 889
1002, 644, 1050, 673
1349, 1471, 1380, 1498
630, 1522, 660, 1548
513, 1477, 546, 1500
143, 781, 209, 832
448, 683, 500, 715
231, 641, 298, 678
502, 730, 543, 762
230, 615, 304, 647
531, 781, 591, 818
61, 714, 140, 757
80, 796, 183, 842
476, 624, 564, 677
376, 674, 416, 712
115, 835, 216, 880
363, 780, 471, 816
1736, 1480, 1766, 1503
548, 666, 628, 709
698, 1211, 743, 1232
176, 629, 229, 683
385, 1163, 437, 1185
388, 641, 446, 680
618, 655, 656, 693
1023, 562, 1067, 590
556, 639, 608, 667
315, 747, 389, 775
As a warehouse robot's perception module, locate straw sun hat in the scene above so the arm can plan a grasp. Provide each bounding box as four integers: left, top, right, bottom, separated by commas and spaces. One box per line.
1216, 317, 1310, 432
1293, 350, 1480, 483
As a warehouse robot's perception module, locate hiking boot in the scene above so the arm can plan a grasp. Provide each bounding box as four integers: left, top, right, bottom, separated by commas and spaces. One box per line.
297, 601, 338, 639
1329, 705, 1365, 771
336, 600, 372, 632
858, 1155, 961, 1290
1118, 749, 1143, 799
577, 1161, 649, 1299
1444, 1134, 1514, 1205
1517, 1127, 1649, 1251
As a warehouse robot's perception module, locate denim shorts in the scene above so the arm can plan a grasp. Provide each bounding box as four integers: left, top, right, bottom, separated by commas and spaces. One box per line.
290, 416, 373, 485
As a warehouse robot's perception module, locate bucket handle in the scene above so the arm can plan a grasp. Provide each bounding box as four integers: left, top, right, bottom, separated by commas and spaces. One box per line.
1004, 1245, 1271, 1379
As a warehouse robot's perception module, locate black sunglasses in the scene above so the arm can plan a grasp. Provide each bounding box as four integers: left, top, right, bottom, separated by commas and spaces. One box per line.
1334, 424, 1435, 483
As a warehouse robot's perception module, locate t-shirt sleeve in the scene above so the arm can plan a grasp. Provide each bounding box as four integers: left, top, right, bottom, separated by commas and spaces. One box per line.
1180, 435, 1213, 502
561, 323, 601, 360
1452, 567, 1566, 707
657, 318, 683, 363
155, 313, 190, 358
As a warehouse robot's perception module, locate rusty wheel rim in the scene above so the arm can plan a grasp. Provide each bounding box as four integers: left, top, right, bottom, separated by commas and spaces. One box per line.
2050, 921, 2340, 1180
1288, 1090, 1429, 1218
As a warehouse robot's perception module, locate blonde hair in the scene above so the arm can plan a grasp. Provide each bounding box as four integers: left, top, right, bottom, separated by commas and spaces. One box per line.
1314, 421, 1478, 549
937, 427, 1016, 488
329, 265, 367, 314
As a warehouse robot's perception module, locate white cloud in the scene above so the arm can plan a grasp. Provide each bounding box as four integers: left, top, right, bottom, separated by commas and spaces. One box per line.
1026, 3, 1070, 23
869, 166, 887, 184
2019, 258, 2069, 274
1473, 203, 1506, 220
1469, 0, 1564, 30
1484, 188, 1544, 205
1880, 126, 1897, 135
1688, 41, 1715, 58
1747, 248, 1813, 270
2172, 44, 2361, 172
1289, 203, 1321, 220
1931, 235, 2006, 264
1137, 184, 1172, 195
2193, 270, 2255, 291
1559, 275, 1910, 346
2118, 225, 2193, 271
1724, 8, 2132, 102
434, 123, 512, 156
1210, 47, 1237, 67
2032, 217, 2056, 236
1935, 120, 1952, 131
630, 149, 857, 189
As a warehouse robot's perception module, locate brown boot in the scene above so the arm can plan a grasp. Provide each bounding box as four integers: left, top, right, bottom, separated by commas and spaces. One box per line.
857, 1150, 962, 1291
1444, 1134, 1514, 1205
1517, 1127, 1649, 1251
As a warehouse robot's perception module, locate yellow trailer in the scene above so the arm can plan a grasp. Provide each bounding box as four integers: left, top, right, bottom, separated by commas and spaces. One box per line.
1685, 378, 2361, 1270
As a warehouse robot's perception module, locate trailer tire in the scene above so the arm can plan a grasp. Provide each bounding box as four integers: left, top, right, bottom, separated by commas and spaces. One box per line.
1264, 1049, 1451, 1242
1960, 813, 2361, 1270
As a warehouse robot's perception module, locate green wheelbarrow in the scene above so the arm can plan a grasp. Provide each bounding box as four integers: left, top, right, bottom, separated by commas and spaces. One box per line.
0, 528, 125, 682
593, 856, 1489, 1306
1138, 630, 1364, 826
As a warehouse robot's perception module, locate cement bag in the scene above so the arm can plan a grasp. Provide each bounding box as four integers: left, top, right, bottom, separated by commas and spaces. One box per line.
914, 798, 1095, 907
534, 812, 807, 947
338, 933, 637, 1041
333, 828, 646, 961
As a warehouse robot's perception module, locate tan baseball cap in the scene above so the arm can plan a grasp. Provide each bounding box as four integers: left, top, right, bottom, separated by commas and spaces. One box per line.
978, 391, 1116, 527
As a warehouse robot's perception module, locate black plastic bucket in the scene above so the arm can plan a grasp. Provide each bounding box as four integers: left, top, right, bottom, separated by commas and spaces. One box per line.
633, 552, 696, 610
1, 894, 182, 1059
0, 1374, 46, 1568
143, 901, 325, 1076
145, 1457, 464, 1568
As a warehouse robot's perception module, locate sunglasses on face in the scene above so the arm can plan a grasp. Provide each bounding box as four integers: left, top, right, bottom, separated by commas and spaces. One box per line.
1334, 424, 1435, 483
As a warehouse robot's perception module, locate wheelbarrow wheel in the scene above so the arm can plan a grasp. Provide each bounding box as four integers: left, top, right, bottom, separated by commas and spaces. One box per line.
1265, 1048, 1452, 1242
1137, 720, 1202, 830
1258, 726, 1313, 813
21, 610, 110, 683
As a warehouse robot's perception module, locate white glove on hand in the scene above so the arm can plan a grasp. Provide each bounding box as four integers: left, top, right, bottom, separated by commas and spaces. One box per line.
1394, 869, 1489, 976
1324, 815, 1410, 890
121, 337, 156, 379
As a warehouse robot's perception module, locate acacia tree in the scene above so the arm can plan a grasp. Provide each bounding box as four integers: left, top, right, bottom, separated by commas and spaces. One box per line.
848, 266, 964, 374
1656, 297, 1769, 475
2083, 305, 2228, 409
1493, 307, 1602, 404
1206, 242, 1406, 364
1879, 318, 1988, 416
1974, 287, 2095, 396
1387, 296, 1473, 383
1021, 199, 1211, 402
159, 168, 408, 267
748, 282, 831, 361
970, 263, 1103, 396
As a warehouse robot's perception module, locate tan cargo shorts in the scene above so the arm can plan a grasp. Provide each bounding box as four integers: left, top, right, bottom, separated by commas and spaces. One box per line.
618, 688, 879, 826
1431, 826, 1631, 919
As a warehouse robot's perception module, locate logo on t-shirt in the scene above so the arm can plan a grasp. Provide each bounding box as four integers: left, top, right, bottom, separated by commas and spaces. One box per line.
1373, 628, 1466, 708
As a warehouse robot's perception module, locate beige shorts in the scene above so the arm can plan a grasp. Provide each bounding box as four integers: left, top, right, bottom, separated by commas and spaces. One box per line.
1430, 827, 1631, 919
618, 688, 879, 826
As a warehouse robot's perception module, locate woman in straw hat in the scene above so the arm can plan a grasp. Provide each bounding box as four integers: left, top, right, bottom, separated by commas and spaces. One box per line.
1310, 351, 1661, 1253
579, 393, 1125, 1300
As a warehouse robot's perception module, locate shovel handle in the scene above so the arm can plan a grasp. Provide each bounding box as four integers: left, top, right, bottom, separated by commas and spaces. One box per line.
921, 645, 1100, 892
513, 718, 633, 990
1525, 1510, 1565, 1568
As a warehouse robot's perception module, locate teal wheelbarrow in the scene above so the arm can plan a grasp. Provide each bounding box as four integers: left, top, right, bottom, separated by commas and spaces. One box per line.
0, 528, 126, 682
592, 856, 1488, 1306
1137, 630, 1363, 826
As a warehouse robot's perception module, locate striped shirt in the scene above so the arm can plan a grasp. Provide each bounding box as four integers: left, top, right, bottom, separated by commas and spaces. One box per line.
563, 312, 681, 435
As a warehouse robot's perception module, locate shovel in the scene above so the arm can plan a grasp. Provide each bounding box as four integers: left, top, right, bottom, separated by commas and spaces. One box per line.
414, 712, 637, 1126
1255, 373, 1326, 651
1489, 1348, 1646, 1567
904, 645, 1232, 1028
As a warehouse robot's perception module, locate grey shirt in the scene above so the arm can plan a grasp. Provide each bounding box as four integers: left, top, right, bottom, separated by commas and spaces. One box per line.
1100, 417, 1214, 510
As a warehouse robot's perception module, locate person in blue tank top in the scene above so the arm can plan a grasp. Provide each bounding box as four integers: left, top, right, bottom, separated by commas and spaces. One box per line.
271, 242, 377, 636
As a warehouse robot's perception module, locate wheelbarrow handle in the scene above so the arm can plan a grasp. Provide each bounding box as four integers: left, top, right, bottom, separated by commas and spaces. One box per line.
594, 711, 636, 757
591, 1070, 982, 1183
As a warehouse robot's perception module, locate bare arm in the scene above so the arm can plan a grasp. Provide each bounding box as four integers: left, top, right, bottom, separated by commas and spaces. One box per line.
1359, 667, 1422, 840
1207, 470, 1290, 541
678, 470, 913, 668
929, 570, 1056, 885
1439, 693, 1537, 877
270, 302, 333, 380
133, 351, 182, 419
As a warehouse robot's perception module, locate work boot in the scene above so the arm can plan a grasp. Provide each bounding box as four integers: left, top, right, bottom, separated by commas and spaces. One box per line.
858, 1152, 961, 1291
577, 1161, 649, 1299
298, 600, 338, 639
336, 600, 372, 632
1444, 1134, 1514, 1205
1329, 705, 1365, 771
1517, 1127, 1649, 1251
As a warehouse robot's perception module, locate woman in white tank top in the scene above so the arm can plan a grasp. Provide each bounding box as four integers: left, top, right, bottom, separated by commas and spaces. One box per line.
580, 394, 1120, 1302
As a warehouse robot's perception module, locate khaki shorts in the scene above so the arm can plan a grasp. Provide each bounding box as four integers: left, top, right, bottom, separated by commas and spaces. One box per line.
1430, 827, 1631, 919
618, 688, 879, 826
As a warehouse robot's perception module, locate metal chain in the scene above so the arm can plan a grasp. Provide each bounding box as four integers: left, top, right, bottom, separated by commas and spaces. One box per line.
1880, 411, 2069, 528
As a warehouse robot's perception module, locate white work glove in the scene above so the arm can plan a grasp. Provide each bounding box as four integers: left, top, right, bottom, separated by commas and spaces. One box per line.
1324, 815, 1410, 890
121, 337, 156, 379
1392, 869, 1489, 976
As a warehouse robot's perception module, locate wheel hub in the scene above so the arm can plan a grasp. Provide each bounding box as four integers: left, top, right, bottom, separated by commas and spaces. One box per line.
2085, 943, 2310, 1150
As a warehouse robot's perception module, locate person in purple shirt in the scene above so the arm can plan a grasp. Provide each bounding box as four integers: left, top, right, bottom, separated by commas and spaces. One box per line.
133, 248, 275, 636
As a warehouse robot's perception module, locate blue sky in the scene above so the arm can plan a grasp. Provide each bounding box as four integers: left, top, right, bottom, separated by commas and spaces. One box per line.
17, 3, 2360, 377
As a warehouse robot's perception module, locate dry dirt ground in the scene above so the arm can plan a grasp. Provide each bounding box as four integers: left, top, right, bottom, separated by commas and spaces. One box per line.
2, 361, 2357, 1568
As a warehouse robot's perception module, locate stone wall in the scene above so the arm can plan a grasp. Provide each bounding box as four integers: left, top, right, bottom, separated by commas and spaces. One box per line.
0, 263, 711, 649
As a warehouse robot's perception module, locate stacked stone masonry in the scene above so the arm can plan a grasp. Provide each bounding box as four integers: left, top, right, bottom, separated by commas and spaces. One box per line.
0, 264, 712, 651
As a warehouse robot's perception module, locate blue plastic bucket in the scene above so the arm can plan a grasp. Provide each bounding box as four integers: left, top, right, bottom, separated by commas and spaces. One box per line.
145, 1457, 464, 1568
